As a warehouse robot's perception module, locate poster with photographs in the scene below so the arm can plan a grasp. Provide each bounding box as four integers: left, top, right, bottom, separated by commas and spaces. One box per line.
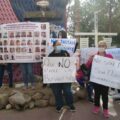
0, 22, 50, 63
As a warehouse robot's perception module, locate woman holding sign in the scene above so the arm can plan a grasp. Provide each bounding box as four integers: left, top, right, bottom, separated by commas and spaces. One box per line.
48, 31, 75, 113
87, 41, 113, 118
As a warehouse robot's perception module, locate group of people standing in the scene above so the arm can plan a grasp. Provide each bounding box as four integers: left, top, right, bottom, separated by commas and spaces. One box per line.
0, 29, 118, 118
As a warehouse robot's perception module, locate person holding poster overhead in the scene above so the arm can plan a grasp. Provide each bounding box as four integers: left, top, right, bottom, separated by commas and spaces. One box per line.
48, 31, 75, 113
87, 41, 113, 118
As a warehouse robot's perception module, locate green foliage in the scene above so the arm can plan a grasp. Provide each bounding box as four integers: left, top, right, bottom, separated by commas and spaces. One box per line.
67, 0, 120, 46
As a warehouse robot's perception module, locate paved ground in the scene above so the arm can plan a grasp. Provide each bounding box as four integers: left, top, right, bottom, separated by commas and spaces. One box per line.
0, 100, 119, 120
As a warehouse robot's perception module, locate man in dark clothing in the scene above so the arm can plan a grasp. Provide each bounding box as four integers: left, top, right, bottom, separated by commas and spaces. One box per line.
49, 40, 76, 112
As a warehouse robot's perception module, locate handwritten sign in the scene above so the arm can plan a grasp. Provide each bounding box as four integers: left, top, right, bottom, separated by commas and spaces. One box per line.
106, 48, 120, 60
90, 55, 120, 89
43, 57, 76, 83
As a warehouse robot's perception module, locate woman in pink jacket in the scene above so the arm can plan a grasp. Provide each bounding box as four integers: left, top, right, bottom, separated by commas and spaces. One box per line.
88, 41, 113, 118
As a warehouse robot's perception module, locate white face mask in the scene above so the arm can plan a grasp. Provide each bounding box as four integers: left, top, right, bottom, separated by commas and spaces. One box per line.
98, 47, 105, 53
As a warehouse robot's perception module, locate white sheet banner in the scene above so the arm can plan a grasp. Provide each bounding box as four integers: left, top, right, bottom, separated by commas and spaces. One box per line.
80, 48, 98, 64
106, 48, 120, 60
48, 38, 76, 56
0, 22, 50, 63
90, 55, 120, 89
43, 57, 76, 83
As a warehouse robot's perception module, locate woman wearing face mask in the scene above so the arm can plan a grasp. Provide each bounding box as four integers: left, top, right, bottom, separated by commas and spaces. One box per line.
87, 40, 113, 118
48, 31, 76, 113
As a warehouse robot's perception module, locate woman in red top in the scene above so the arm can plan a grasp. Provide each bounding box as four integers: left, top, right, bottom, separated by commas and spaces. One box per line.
87, 41, 113, 118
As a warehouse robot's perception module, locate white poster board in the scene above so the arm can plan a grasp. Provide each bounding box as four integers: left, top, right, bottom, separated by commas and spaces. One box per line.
43, 57, 76, 83
0, 22, 50, 63
106, 48, 120, 60
48, 38, 76, 56
80, 48, 98, 64
90, 55, 120, 89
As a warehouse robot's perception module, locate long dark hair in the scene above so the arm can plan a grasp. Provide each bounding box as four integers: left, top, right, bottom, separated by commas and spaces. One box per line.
58, 30, 67, 38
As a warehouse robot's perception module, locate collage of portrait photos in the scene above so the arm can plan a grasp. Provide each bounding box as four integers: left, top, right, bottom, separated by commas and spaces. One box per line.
0, 22, 50, 63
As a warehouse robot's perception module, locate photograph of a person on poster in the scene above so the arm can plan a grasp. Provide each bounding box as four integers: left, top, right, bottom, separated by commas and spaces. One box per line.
16, 32, 20, 37
9, 32, 14, 38
0, 55, 3, 60
0, 41, 2, 46
41, 32, 46, 38
35, 39, 40, 45
4, 48, 8, 53
21, 32, 26, 37
0, 48, 3, 53
3, 32, 8, 38
41, 24, 46, 30
35, 47, 40, 52
16, 40, 20, 46
10, 55, 15, 60
27, 40, 32, 45
16, 48, 20, 53
21, 40, 26, 46
4, 54, 9, 60
4, 40, 8, 46
27, 32, 32, 37
41, 40, 46, 45
10, 40, 14, 46
10, 48, 15, 53
35, 54, 40, 60
34, 32, 40, 37
29, 48, 32, 53
21, 47, 27, 53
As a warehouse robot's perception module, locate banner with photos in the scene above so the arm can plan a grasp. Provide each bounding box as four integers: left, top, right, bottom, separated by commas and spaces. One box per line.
0, 22, 50, 63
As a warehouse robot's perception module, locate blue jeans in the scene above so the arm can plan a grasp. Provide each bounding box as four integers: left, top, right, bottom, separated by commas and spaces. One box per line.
50, 83, 73, 108
0, 64, 13, 87
21, 63, 34, 87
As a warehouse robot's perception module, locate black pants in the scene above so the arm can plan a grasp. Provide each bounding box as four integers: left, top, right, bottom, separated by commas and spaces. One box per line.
94, 83, 109, 109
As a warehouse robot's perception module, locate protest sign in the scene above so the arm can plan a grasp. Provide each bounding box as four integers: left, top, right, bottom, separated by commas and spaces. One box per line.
48, 38, 76, 56
43, 57, 76, 83
90, 55, 120, 89
80, 48, 98, 64
0, 22, 50, 63
106, 48, 120, 60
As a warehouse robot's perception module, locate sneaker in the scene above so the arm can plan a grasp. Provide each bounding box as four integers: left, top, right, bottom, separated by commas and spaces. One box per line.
109, 90, 117, 96
92, 106, 100, 114
69, 105, 76, 112
56, 106, 63, 113
88, 98, 94, 103
112, 93, 120, 99
103, 109, 109, 118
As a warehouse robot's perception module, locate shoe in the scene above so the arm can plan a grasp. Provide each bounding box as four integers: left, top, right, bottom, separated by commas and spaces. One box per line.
9, 84, 13, 88
56, 106, 63, 113
92, 106, 100, 114
69, 105, 76, 112
109, 90, 117, 96
88, 98, 94, 103
112, 93, 120, 99
103, 109, 109, 118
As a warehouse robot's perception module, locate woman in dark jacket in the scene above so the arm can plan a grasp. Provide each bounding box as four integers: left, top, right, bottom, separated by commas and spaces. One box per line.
49, 31, 75, 112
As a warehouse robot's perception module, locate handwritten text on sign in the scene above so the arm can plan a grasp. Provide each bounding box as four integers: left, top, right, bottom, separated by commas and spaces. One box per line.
43, 57, 76, 83
90, 55, 120, 89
